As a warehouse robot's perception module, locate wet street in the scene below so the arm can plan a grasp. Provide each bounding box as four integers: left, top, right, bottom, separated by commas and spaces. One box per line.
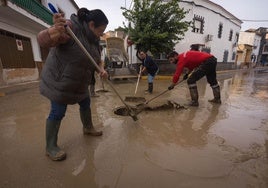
0, 68, 268, 188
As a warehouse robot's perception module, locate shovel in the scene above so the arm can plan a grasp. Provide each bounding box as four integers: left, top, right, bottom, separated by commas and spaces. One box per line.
49, 3, 138, 121
134, 65, 142, 94
124, 65, 146, 103
135, 78, 187, 114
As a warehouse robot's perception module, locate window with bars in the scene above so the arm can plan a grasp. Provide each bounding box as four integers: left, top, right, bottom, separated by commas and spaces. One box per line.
263, 44, 268, 53
192, 15, 204, 34
235, 32, 239, 42
232, 52, 236, 60
201, 47, 211, 53
218, 23, 223, 38
229, 29, 233, 41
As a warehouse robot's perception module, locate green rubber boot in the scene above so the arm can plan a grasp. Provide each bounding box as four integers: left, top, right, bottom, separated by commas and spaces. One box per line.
80, 108, 103, 136
46, 120, 66, 161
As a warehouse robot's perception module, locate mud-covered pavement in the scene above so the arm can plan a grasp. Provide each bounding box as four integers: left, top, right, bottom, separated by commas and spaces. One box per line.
0, 68, 268, 188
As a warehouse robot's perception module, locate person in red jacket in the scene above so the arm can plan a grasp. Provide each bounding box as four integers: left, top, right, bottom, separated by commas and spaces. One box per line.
167, 51, 221, 106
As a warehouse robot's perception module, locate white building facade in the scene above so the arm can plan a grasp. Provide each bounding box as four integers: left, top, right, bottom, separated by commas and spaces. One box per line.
0, 0, 78, 85
238, 31, 261, 63
176, 0, 242, 63
126, 0, 242, 69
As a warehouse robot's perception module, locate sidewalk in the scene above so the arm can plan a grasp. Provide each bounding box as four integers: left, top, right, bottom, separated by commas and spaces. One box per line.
0, 66, 267, 96
145, 66, 268, 80
0, 80, 39, 97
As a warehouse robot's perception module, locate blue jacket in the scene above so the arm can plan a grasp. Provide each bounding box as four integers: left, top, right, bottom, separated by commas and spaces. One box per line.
138, 55, 158, 76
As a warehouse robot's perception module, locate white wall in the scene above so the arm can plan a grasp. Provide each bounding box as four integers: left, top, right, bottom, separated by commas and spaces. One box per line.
0, 0, 78, 84
0, 20, 42, 62
239, 32, 256, 45
2, 1, 52, 62
175, 0, 241, 62
238, 31, 261, 59
128, 0, 242, 63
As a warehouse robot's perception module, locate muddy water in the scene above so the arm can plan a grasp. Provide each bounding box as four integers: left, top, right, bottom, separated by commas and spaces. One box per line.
0, 69, 267, 188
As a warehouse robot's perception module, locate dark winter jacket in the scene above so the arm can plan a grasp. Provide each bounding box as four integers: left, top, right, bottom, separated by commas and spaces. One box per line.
39, 14, 101, 104
137, 54, 158, 76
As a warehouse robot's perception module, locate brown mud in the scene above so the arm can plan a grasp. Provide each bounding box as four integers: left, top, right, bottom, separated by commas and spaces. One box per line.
114, 100, 187, 116
0, 68, 268, 188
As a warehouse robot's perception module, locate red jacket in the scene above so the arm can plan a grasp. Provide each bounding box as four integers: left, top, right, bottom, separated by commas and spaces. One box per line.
172, 51, 213, 83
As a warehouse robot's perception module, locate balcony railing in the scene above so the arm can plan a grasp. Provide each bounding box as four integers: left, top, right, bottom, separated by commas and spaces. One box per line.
9, 0, 53, 25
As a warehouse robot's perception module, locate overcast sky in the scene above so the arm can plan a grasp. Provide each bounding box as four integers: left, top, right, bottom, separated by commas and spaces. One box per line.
74, 0, 268, 31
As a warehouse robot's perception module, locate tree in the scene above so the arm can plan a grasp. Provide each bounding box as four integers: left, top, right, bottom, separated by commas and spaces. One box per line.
121, 0, 190, 56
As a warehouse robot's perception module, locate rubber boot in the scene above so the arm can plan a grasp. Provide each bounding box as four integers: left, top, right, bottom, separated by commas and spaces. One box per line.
208, 85, 221, 104
189, 86, 199, 106
90, 84, 99, 97
46, 119, 66, 161
80, 108, 103, 136
144, 84, 149, 92
148, 83, 153, 94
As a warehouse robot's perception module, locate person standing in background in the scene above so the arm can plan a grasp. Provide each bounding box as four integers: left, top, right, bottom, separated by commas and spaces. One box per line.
136, 50, 159, 94
90, 45, 106, 97
89, 70, 100, 97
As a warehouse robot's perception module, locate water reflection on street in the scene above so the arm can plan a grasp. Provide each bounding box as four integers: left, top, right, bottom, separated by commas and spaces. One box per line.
0, 68, 267, 188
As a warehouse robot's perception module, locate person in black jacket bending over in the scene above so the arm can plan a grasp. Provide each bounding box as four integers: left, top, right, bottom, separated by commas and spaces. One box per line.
136, 50, 159, 94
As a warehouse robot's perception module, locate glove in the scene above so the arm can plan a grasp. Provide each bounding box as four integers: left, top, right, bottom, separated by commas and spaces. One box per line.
168, 84, 175, 90
183, 74, 189, 80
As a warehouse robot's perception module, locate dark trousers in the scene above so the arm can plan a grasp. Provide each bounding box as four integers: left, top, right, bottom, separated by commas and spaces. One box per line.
187, 56, 218, 87
47, 97, 91, 121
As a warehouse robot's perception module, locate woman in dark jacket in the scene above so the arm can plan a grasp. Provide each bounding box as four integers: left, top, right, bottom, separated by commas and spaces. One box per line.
37, 8, 108, 161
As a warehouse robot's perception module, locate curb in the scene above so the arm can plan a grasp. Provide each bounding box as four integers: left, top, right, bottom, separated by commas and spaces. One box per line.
140, 67, 268, 80
141, 75, 173, 80
140, 69, 237, 80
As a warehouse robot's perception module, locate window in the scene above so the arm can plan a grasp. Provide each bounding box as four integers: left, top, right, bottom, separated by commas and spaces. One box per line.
263, 44, 268, 53
218, 23, 223, 38
223, 50, 228, 62
192, 15, 204, 34
232, 52, 236, 60
229, 29, 233, 41
201, 47, 211, 53
235, 32, 239, 42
